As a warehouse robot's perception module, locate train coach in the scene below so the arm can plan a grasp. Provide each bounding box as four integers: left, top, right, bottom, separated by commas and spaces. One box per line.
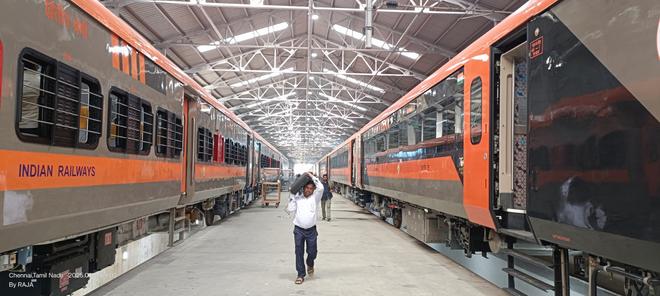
0, 1, 284, 295
322, 0, 660, 294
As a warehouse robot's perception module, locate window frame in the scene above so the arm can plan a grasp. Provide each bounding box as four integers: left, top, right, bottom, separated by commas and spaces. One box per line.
16, 48, 103, 149
155, 108, 183, 159
469, 77, 483, 145
77, 74, 103, 149
107, 87, 152, 155
197, 127, 213, 163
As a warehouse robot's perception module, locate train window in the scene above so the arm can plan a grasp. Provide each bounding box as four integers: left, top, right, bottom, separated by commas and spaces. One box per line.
407, 116, 421, 145
155, 109, 182, 159
108, 89, 151, 154
224, 139, 230, 164
18, 53, 55, 144
109, 91, 128, 150
470, 77, 482, 144
240, 145, 247, 165
197, 127, 213, 162
78, 77, 103, 148
140, 102, 154, 153
362, 69, 465, 165
18, 50, 103, 149
173, 116, 183, 157
422, 109, 436, 142
387, 124, 400, 150
375, 135, 385, 152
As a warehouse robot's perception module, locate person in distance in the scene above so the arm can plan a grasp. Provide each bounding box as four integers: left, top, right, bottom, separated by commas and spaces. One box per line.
321, 174, 333, 222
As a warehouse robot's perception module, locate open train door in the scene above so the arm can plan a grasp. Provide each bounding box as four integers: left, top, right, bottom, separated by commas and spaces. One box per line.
463, 54, 496, 230
493, 32, 533, 236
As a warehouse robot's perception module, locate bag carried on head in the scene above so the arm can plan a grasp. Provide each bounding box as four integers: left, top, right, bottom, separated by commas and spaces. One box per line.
289, 174, 312, 194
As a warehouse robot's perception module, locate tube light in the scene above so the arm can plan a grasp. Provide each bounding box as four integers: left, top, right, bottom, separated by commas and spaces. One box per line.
331, 24, 420, 60
230, 67, 294, 88
318, 93, 367, 112
244, 93, 294, 109
323, 68, 385, 93
198, 22, 289, 52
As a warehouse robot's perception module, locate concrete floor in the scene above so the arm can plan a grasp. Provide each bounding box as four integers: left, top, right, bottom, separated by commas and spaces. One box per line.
92, 194, 506, 296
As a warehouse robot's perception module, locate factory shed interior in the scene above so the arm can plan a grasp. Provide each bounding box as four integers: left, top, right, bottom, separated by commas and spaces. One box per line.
0, 0, 659, 296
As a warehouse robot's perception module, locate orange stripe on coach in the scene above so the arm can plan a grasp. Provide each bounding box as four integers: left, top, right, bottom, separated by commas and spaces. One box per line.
365, 157, 460, 181
0, 150, 182, 191
194, 164, 246, 181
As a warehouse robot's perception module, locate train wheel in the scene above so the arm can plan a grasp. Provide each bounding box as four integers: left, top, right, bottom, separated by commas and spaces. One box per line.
393, 209, 402, 229
204, 210, 215, 226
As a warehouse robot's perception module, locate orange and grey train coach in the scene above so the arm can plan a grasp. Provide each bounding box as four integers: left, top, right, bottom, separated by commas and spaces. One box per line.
323, 0, 660, 291
0, 0, 284, 295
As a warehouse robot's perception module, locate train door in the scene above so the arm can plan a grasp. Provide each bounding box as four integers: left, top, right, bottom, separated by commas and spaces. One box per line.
246, 134, 253, 188
255, 141, 262, 185
184, 95, 197, 199
350, 139, 356, 186
462, 53, 495, 229
496, 37, 529, 231
354, 134, 363, 189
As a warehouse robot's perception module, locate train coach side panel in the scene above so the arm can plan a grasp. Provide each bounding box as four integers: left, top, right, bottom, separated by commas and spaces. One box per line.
188, 100, 247, 204
329, 145, 351, 186
0, 0, 183, 253
526, 0, 660, 272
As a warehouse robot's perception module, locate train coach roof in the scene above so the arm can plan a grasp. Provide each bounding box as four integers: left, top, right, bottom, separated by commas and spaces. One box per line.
69, 0, 284, 157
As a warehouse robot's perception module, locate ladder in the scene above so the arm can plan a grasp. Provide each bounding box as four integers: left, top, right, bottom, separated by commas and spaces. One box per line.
168, 206, 186, 247
501, 242, 571, 296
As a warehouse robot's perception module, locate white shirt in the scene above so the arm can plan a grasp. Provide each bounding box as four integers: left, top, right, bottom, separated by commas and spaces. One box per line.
286, 175, 324, 229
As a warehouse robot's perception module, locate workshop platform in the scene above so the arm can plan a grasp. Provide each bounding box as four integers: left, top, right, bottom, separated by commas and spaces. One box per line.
91, 195, 505, 296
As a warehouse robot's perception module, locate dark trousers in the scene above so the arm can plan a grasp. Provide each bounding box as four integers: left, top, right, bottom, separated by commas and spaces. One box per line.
293, 225, 318, 278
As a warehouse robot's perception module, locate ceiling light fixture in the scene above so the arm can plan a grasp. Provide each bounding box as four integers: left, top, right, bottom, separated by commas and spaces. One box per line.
244, 92, 294, 109
198, 22, 289, 52
331, 24, 420, 60
323, 68, 385, 93
230, 67, 294, 88
318, 93, 367, 112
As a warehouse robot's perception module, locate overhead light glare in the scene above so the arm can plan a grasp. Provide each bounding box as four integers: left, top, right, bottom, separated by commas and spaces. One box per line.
312, 14, 319, 20
244, 93, 294, 109
331, 24, 420, 60
198, 22, 289, 52
323, 68, 385, 93
230, 67, 294, 88
318, 93, 367, 112
227, 22, 289, 44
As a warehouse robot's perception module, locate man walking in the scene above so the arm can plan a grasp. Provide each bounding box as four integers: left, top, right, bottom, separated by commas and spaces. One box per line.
321, 174, 333, 221
286, 172, 324, 284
